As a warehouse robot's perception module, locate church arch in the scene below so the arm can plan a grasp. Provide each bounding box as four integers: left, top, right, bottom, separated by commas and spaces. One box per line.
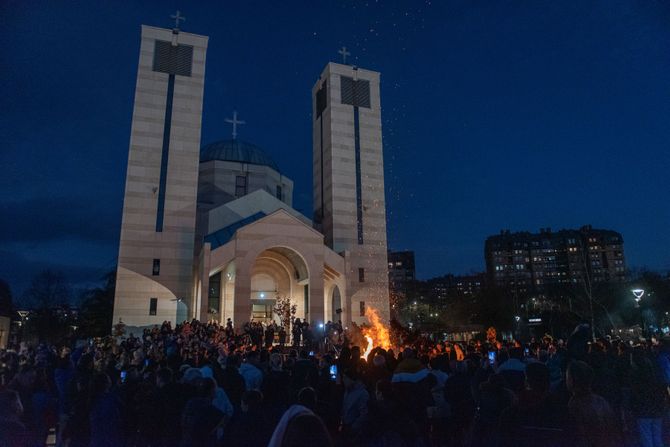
245, 246, 311, 323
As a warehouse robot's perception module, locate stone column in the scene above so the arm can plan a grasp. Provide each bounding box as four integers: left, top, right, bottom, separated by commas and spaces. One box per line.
308, 260, 325, 325
233, 267, 252, 327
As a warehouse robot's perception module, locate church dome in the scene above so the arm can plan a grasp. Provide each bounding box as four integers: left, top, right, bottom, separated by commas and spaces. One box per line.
200, 139, 280, 172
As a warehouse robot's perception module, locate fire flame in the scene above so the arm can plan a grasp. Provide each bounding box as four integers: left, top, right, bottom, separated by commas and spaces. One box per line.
361, 306, 391, 360
363, 335, 374, 360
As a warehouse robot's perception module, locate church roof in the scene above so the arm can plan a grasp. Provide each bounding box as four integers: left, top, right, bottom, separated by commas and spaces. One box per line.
204, 211, 267, 250
200, 139, 280, 171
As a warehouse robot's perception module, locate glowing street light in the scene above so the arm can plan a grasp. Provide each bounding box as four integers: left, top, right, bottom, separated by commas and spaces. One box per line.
631, 289, 645, 303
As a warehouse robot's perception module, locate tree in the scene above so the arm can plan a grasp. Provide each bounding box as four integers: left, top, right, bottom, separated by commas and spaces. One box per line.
79, 270, 116, 337
0, 279, 13, 316
22, 270, 70, 310
273, 296, 296, 330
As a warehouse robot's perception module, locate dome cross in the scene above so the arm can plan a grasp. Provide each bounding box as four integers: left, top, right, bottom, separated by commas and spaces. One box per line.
225, 110, 246, 140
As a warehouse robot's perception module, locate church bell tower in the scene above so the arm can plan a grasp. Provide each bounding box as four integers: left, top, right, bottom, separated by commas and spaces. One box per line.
113, 18, 208, 330
312, 60, 390, 323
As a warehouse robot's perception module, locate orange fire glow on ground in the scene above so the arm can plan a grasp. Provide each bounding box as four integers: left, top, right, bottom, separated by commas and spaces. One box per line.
361, 306, 391, 359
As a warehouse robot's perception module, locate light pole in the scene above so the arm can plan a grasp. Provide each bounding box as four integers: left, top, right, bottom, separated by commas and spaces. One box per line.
17, 310, 29, 342
514, 315, 521, 340
631, 289, 645, 334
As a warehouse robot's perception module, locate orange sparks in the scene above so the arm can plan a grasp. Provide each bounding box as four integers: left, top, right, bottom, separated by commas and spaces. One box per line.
361, 306, 391, 358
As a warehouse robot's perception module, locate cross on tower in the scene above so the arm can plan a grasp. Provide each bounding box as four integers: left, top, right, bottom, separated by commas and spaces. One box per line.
338, 46, 351, 64
225, 110, 246, 140
170, 10, 186, 30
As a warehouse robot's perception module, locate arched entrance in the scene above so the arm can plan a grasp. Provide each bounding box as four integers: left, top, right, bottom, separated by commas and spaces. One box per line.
206, 245, 312, 325
249, 247, 310, 324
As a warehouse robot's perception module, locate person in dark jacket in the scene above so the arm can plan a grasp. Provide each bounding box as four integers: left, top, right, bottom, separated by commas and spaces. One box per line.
180, 377, 225, 447
224, 390, 274, 447
0, 390, 30, 447
88, 372, 123, 447
220, 354, 245, 410
630, 347, 666, 447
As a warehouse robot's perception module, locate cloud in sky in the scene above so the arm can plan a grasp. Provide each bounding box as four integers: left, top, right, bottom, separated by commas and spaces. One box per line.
0, 195, 120, 298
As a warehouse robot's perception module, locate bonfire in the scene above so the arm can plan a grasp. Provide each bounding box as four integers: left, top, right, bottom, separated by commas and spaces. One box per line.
361, 306, 391, 360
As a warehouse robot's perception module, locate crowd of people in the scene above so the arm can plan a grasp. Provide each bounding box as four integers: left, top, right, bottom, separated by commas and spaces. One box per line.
1, 319, 670, 447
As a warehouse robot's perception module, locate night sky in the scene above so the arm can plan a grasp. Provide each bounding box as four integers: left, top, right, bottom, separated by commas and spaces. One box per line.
2, 1, 669, 300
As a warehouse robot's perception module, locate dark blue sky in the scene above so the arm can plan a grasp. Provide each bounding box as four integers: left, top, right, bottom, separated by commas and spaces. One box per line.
2, 0, 669, 298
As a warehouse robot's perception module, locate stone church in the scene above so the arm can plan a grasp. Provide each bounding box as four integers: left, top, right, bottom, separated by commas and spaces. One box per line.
112, 22, 389, 332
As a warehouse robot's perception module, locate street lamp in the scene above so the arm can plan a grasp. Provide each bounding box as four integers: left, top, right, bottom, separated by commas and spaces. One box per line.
631, 288, 646, 333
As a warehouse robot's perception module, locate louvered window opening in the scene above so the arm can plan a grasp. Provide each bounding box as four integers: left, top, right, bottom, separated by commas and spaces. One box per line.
340, 76, 370, 108
153, 40, 193, 77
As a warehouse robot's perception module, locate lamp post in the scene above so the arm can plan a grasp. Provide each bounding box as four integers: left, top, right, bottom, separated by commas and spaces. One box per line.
514, 315, 521, 340
17, 310, 29, 342
631, 289, 645, 334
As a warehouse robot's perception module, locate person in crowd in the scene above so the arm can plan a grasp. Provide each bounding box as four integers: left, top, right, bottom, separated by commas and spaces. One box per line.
224, 390, 274, 446
630, 346, 666, 447
265, 322, 276, 348
341, 368, 369, 437
4, 318, 667, 447
88, 372, 123, 447
291, 350, 319, 394
268, 404, 332, 447
180, 377, 226, 447
239, 350, 263, 391
278, 325, 287, 347
471, 373, 515, 446
497, 346, 526, 393
263, 353, 291, 412
0, 389, 30, 447
219, 353, 246, 409
566, 360, 622, 447
392, 347, 434, 432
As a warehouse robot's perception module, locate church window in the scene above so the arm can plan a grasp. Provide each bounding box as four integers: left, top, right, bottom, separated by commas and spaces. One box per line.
359, 301, 366, 317
276, 185, 283, 201
152, 259, 160, 276
235, 175, 247, 197
149, 298, 157, 316
358, 268, 365, 282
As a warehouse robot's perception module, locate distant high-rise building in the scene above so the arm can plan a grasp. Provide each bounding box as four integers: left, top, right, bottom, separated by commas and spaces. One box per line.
426, 273, 486, 300
485, 225, 626, 296
388, 250, 416, 291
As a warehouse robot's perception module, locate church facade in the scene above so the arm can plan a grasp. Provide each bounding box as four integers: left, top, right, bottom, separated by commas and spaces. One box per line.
112, 24, 389, 332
